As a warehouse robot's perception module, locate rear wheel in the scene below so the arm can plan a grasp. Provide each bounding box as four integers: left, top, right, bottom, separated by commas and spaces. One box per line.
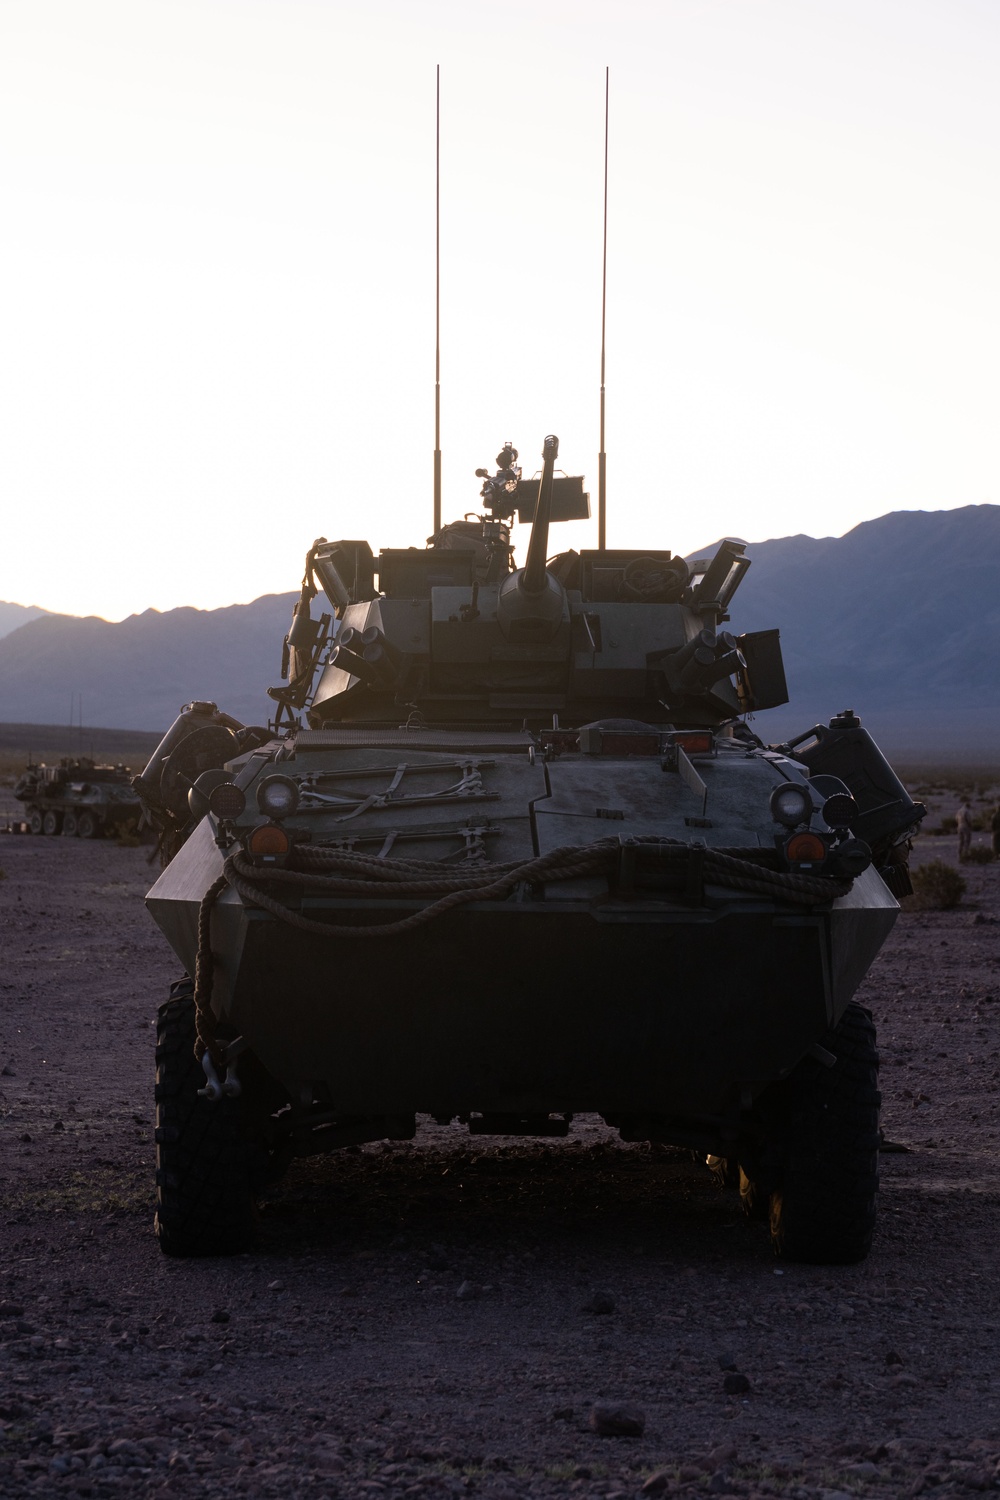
759, 1004, 880, 1264
62, 813, 78, 836
154, 979, 259, 1257
28, 810, 43, 835
739, 1165, 771, 1222
706, 1154, 739, 1189
76, 811, 99, 839
42, 810, 62, 836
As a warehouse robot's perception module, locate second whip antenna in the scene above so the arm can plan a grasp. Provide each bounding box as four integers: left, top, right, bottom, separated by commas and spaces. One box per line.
433, 64, 442, 537
598, 66, 609, 553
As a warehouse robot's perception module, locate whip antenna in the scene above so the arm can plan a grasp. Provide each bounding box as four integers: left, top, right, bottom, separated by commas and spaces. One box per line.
433, 64, 442, 536
598, 66, 609, 552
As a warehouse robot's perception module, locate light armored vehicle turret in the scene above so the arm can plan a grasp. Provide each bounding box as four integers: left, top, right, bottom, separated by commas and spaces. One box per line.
136, 434, 923, 1264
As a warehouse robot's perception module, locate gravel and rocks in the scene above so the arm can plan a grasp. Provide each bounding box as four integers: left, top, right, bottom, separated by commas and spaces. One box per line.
1, 827, 1000, 1498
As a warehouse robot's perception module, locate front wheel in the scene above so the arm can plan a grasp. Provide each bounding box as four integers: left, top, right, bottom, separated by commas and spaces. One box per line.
763, 1004, 880, 1264
62, 813, 78, 836
42, 810, 62, 836
28, 810, 43, 835
154, 980, 258, 1256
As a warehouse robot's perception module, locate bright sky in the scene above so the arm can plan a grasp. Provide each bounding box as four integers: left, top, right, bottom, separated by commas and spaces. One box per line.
2, 0, 998, 621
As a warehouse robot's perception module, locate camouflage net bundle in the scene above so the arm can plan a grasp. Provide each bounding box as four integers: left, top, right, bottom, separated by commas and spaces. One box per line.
193, 838, 853, 1062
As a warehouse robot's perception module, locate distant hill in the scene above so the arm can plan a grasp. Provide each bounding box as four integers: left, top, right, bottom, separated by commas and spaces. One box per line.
0, 723, 163, 775
0, 506, 996, 757
0, 594, 296, 732
732, 503, 1000, 756
0, 602, 47, 640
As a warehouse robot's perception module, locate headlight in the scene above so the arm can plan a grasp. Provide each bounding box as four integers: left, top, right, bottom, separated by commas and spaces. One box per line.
208, 780, 247, 820
821, 790, 857, 829
256, 774, 299, 820
769, 781, 812, 828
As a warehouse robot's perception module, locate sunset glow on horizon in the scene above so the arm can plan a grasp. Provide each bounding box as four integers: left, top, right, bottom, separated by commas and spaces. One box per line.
2, 0, 998, 622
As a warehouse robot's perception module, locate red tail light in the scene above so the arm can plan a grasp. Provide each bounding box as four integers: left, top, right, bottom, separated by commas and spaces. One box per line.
672, 731, 713, 755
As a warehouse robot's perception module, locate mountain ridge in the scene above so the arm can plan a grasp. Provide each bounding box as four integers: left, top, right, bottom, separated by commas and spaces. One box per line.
0, 601, 48, 640
1, 505, 996, 756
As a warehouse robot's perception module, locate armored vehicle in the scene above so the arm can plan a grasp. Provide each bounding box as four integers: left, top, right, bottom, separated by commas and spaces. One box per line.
14, 757, 141, 838
137, 435, 923, 1264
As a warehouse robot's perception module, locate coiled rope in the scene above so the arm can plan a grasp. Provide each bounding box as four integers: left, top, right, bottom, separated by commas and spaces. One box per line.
192, 837, 852, 1064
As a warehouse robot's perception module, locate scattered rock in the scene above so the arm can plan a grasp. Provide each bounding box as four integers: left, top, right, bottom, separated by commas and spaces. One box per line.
885, 1349, 904, 1366
210, 1310, 230, 1324
722, 1373, 751, 1395
642, 1469, 673, 1493
312, 1448, 345, 1473
589, 1402, 646, 1437
581, 1292, 616, 1315
716, 1352, 738, 1371
456, 1280, 481, 1301
702, 1443, 738, 1470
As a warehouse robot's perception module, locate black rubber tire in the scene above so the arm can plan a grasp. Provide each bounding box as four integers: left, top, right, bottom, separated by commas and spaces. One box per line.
76, 811, 99, 839
62, 813, 78, 836
706, 1154, 739, 1190
768, 1003, 880, 1265
42, 810, 62, 836
154, 980, 258, 1257
739, 1166, 771, 1222
28, 810, 43, 836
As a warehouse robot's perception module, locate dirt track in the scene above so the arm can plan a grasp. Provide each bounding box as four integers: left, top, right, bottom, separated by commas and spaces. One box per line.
1, 827, 1000, 1500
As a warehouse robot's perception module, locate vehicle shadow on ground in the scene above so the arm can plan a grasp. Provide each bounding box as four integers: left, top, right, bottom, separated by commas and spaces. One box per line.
252, 1138, 777, 1267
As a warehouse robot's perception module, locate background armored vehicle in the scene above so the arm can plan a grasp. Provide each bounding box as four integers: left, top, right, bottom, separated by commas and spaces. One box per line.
137, 435, 923, 1265
14, 757, 141, 838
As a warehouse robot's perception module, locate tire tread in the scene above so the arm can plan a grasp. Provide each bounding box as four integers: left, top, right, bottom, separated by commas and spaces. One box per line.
154, 981, 257, 1257
769, 1003, 880, 1265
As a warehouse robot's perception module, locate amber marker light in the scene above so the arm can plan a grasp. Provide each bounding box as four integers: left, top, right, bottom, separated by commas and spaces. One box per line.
247, 823, 291, 858
785, 831, 827, 865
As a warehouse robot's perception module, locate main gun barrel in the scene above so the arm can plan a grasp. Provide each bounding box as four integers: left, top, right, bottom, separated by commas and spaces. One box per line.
521, 434, 559, 595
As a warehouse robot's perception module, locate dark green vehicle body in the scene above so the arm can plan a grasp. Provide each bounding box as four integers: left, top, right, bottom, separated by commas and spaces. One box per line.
137, 436, 923, 1260
14, 758, 140, 838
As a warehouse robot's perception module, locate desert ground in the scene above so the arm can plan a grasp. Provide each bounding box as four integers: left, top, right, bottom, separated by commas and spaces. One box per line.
1, 772, 999, 1500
